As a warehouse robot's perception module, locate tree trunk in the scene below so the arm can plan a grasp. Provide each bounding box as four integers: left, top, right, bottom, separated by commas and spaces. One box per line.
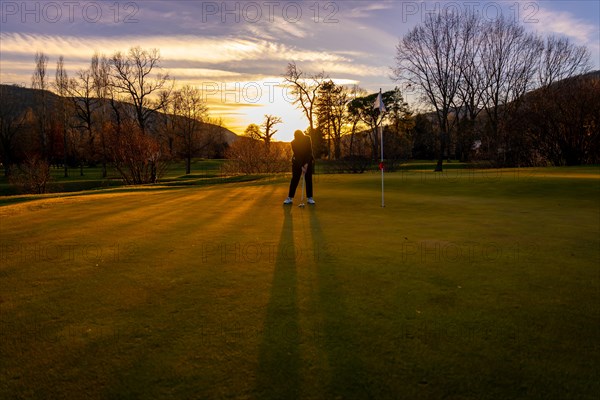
435, 125, 447, 172
63, 128, 69, 178
151, 163, 157, 183
371, 126, 378, 161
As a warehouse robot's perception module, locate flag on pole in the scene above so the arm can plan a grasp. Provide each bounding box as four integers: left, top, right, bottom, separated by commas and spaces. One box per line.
373, 91, 386, 113
374, 89, 386, 207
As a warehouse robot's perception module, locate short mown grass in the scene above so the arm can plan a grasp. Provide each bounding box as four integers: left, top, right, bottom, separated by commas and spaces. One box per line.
0, 159, 228, 196
1, 166, 598, 399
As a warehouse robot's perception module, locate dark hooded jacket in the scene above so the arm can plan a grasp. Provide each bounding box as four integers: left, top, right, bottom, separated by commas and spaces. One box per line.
291, 131, 314, 167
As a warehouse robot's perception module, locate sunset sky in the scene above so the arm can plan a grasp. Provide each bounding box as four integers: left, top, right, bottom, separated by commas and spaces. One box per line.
1, 0, 598, 141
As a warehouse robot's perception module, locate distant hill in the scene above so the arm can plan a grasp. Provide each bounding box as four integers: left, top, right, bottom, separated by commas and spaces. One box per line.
0, 84, 239, 144
411, 69, 600, 121
576, 70, 600, 79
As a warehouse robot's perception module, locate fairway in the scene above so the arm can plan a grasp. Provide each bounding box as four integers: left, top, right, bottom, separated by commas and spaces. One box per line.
1, 168, 599, 399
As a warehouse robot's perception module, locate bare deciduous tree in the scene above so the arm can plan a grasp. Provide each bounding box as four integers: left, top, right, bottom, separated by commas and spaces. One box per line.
538, 35, 591, 88
522, 37, 594, 166
480, 16, 543, 165
110, 46, 173, 182
260, 114, 282, 148
110, 46, 172, 134
55, 55, 70, 177
170, 85, 209, 174
453, 13, 486, 161
91, 52, 112, 177
394, 11, 463, 171
284, 62, 327, 135
69, 60, 101, 176
31, 51, 49, 158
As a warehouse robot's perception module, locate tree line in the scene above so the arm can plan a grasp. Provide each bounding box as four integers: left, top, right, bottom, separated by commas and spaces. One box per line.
1, 46, 229, 189
394, 11, 598, 169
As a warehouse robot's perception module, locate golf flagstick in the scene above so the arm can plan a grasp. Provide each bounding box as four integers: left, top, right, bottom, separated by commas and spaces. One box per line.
374, 89, 386, 208
380, 123, 385, 208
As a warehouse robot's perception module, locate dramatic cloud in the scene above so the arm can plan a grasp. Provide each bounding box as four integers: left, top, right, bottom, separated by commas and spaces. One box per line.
532, 7, 599, 48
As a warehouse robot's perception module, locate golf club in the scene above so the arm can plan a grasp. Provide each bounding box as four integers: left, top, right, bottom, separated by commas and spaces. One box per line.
298, 172, 305, 208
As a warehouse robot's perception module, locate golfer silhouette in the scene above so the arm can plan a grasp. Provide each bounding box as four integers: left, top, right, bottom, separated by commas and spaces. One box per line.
284, 130, 315, 205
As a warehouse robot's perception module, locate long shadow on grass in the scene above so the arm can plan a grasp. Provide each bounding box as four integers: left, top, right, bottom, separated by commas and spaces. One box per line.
308, 208, 374, 398
255, 206, 300, 399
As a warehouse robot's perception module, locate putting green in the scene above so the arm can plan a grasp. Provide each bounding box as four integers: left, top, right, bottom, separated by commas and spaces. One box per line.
1, 169, 599, 399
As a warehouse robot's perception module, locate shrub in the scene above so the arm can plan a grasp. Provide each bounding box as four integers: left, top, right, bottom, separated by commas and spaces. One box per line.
224, 138, 291, 174
10, 154, 52, 194
107, 124, 168, 184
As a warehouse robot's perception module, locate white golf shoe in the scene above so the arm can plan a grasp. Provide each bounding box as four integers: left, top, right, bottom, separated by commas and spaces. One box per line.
283, 197, 293, 205
307, 197, 315, 205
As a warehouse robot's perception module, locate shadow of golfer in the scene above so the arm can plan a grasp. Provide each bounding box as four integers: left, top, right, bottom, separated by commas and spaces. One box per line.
255, 206, 300, 399
308, 208, 373, 398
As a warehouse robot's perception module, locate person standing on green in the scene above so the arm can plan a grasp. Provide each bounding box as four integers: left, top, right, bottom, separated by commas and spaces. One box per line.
284, 130, 315, 205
